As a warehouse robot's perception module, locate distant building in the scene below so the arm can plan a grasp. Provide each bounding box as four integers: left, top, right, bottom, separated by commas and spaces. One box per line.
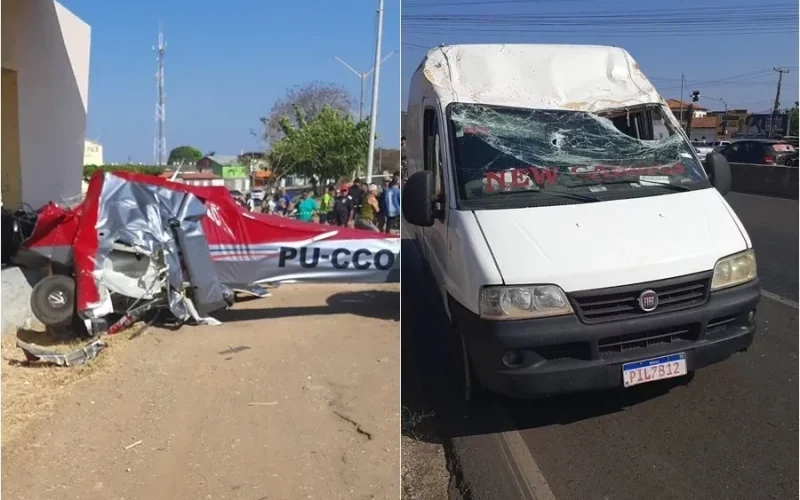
707, 110, 790, 138
665, 99, 708, 129
195, 155, 250, 192
83, 139, 103, 165
161, 170, 224, 187
687, 116, 719, 142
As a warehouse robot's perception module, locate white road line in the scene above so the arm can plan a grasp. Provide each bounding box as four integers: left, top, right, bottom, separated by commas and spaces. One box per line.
497, 430, 558, 500
762, 289, 799, 309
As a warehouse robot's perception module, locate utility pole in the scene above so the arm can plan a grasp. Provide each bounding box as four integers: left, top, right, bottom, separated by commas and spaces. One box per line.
365, 0, 384, 184
153, 24, 167, 166
334, 51, 395, 122
769, 67, 790, 138
679, 73, 685, 127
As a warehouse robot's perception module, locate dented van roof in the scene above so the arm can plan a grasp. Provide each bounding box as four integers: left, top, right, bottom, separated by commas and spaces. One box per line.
417, 44, 663, 112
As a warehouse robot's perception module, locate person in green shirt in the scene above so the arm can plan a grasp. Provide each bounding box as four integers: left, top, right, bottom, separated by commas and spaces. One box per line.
296, 190, 318, 222
319, 185, 336, 224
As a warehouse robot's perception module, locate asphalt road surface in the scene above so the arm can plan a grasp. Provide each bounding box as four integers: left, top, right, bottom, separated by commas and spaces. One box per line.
402, 191, 798, 500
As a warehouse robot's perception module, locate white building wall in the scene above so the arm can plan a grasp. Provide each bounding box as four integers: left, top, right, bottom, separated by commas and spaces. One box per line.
5, 0, 91, 208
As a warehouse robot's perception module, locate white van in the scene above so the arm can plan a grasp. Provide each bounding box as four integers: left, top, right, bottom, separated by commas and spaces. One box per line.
402, 44, 760, 400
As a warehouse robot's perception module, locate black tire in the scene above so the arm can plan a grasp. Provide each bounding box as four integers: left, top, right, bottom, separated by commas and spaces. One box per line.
30, 275, 76, 326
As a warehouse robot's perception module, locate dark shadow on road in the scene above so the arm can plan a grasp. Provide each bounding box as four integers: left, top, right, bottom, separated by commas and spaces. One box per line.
212, 289, 399, 323
402, 238, 695, 444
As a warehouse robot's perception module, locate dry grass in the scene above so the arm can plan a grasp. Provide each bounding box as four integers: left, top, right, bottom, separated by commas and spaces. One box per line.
1, 326, 136, 448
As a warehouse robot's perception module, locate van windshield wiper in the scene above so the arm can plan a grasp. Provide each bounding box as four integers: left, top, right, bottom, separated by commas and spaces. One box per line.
579, 179, 695, 192
488, 188, 600, 203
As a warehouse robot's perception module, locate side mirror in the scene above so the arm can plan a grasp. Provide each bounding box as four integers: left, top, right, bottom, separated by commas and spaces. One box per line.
705, 152, 732, 196
402, 171, 435, 227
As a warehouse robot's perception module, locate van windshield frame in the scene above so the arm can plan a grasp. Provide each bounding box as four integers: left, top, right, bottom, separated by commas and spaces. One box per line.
445, 102, 712, 210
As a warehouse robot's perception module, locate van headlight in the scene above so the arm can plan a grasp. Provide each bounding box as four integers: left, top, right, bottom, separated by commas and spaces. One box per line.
711, 249, 757, 291
479, 285, 573, 320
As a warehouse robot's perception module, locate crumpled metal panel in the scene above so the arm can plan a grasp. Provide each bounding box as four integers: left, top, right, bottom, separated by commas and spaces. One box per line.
91, 173, 218, 319
172, 194, 226, 316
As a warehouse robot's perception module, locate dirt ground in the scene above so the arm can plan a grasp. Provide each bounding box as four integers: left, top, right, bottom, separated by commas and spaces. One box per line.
2, 283, 399, 500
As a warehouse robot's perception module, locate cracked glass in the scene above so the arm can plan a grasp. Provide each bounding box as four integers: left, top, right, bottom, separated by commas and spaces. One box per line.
448, 103, 710, 206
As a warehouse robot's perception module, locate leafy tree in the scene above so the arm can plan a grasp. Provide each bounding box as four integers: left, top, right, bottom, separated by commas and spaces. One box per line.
83, 164, 165, 181
270, 105, 369, 192
167, 145, 203, 165
259, 82, 355, 147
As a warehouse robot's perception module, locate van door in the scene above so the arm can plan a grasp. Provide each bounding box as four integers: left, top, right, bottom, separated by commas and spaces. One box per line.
422, 106, 449, 292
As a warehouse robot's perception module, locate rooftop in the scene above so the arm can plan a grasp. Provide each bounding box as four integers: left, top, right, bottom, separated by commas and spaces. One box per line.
204, 155, 241, 166
665, 99, 708, 111
417, 44, 661, 112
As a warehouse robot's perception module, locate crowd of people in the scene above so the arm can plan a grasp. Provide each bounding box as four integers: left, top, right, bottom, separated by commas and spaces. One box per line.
232, 171, 401, 234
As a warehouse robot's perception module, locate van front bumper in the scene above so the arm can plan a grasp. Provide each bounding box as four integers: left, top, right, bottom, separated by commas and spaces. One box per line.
451, 279, 760, 399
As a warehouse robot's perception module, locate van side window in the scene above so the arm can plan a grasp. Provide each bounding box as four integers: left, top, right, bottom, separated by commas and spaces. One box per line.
423, 108, 445, 197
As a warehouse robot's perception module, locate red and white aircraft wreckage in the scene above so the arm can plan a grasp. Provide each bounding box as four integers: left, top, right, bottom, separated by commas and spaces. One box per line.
11, 171, 399, 366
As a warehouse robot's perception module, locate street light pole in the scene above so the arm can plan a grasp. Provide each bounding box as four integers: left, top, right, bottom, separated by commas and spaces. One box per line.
334, 51, 395, 122
365, 0, 384, 185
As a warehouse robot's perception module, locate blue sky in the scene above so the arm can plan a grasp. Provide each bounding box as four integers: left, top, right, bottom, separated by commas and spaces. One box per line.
402, 0, 798, 113
61, 0, 400, 163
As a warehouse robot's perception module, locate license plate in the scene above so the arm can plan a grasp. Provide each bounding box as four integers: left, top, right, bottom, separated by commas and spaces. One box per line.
622, 353, 687, 388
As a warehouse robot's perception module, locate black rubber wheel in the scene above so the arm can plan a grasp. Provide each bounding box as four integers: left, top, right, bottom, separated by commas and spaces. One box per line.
30, 275, 76, 326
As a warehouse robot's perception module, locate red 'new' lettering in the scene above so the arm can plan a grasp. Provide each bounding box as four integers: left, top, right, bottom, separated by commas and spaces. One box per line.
530, 167, 558, 184
511, 168, 529, 188
485, 171, 506, 193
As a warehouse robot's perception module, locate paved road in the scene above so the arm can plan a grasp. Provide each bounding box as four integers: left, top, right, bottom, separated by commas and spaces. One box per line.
402, 192, 798, 500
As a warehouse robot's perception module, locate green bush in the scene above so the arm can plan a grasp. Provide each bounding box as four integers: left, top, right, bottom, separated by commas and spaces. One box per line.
83, 164, 166, 181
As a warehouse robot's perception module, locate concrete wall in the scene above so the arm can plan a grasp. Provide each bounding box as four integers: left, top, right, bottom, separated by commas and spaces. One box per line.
690, 129, 718, 142
729, 163, 799, 200
1, 0, 91, 209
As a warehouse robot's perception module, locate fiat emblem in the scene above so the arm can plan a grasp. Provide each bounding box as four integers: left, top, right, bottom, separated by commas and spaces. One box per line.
638, 290, 659, 312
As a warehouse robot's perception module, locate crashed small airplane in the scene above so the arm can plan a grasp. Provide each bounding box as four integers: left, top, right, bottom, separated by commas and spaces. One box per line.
15, 170, 400, 341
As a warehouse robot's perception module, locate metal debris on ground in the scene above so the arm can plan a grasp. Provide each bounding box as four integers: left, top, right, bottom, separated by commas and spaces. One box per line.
16, 338, 106, 367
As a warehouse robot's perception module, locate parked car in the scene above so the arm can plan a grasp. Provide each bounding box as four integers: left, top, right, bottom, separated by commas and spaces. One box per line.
403, 43, 758, 401
710, 140, 731, 152
691, 140, 714, 157
716, 139, 796, 165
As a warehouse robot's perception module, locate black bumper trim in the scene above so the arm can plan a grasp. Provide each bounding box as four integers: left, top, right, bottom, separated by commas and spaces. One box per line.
450, 278, 760, 398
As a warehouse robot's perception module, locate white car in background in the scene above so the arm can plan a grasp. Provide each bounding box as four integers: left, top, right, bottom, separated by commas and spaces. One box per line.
710, 140, 731, 152
692, 140, 715, 157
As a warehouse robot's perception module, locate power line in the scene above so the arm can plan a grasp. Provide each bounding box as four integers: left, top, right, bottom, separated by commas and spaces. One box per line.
405, 0, 601, 7
403, 3, 794, 20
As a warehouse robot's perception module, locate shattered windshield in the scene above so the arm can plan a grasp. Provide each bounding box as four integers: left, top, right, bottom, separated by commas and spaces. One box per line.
448, 103, 710, 206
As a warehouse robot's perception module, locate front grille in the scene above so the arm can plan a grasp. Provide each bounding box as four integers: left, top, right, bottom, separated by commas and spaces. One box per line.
535, 342, 591, 361
599, 324, 699, 354
570, 273, 711, 324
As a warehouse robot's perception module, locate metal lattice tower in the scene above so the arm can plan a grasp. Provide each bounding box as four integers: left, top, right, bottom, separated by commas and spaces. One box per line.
153, 26, 167, 165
